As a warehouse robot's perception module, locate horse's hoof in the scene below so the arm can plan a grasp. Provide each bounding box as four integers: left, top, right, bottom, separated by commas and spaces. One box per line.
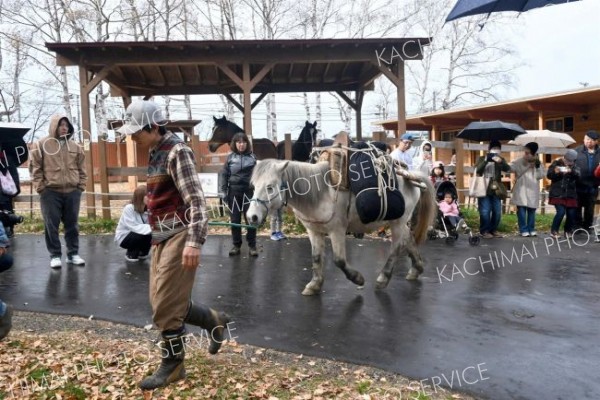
352, 272, 365, 287
375, 279, 390, 290
302, 287, 319, 296
405, 272, 419, 281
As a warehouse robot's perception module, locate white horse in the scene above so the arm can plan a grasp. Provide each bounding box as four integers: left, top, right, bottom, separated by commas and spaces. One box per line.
246, 159, 437, 295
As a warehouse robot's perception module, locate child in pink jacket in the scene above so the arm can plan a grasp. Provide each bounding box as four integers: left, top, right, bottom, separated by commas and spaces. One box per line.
439, 192, 460, 228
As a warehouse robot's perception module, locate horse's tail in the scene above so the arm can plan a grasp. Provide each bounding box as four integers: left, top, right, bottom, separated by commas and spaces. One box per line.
412, 175, 437, 245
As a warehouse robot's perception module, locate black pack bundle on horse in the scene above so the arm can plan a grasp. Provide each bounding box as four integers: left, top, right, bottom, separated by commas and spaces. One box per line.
348, 142, 405, 224
246, 142, 437, 295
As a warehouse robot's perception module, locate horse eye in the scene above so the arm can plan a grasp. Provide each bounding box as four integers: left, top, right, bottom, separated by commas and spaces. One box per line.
266, 184, 273, 190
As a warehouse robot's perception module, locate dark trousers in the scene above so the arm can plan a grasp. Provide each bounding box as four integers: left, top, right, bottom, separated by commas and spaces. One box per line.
227, 190, 256, 248
517, 206, 537, 234
576, 191, 597, 229
0, 253, 13, 273
40, 189, 82, 257
445, 215, 460, 228
552, 205, 577, 234
120, 232, 152, 256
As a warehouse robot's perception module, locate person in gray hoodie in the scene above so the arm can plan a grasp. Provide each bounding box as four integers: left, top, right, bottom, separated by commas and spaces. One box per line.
29, 115, 87, 268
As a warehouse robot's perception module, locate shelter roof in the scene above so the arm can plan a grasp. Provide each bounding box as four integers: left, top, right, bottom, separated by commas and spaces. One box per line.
46, 38, 430, 97
373, 86, 600, 131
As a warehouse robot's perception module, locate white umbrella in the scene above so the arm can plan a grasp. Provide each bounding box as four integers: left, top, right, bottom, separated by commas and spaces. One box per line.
509, 130, 575, 148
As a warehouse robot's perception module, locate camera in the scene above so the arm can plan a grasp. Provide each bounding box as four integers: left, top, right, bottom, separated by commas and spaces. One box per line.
0, 210, 24, 226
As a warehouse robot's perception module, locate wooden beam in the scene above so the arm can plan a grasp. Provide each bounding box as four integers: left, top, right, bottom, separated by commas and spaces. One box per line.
217, 64, 244, 88
174, 65, 185, 85
79, 65, 96, 218
120, 81, 370, 96
467, 111, 530, 121
338, 62, 349, 81
537, 111, 544, 130
248, 63, 275, 89
287, 63, 294, 80
156, 65, 167, 86
336, 91, 357, 110
98, 138, 111, 219
322, 63, 331, 82
251, 92, 268, 110
395, 62, 406, 135
527, 101, 588, 114
195, 65, 203, 85
136, 67, 147, 85
420, 117, 475, 126
224, 93, 244, 112
375, 63, 401, 87
83, 65, 115, 93
305, 63, 312, 81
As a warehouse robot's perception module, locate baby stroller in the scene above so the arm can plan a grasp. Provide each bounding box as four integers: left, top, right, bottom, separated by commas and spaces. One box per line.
428, 181, 480, 246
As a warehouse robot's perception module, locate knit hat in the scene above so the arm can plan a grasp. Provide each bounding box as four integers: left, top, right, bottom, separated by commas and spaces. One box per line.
585, 130, 599, 140
489, 140, 501, 150
564, 149, 578, 162
524, 142, 539, 155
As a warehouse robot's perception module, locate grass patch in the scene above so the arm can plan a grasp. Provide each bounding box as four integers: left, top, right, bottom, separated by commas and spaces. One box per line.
460, 206, 555, 234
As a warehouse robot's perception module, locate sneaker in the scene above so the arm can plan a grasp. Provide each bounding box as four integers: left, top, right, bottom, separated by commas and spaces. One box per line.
530, 231, 537, 237
482, 233, 494, 239
276, 231, 287, 240
228, 246, 241, 256
125, 251, 140, 262
67, 254, 85, 265
0, 303, 13, 341
249, 247, 259, 257
492, 232, 504, 238
50, 256, 62, 269
521, 232, 530, 237
270, 232, 280, 241
550, 231, 560, 239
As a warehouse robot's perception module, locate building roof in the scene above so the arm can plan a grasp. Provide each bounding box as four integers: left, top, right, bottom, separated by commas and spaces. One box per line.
46, 38, 430, 97
373, 86, 600, 131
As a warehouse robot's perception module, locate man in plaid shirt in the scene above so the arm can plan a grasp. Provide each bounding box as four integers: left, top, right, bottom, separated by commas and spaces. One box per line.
118, 101, 230, 390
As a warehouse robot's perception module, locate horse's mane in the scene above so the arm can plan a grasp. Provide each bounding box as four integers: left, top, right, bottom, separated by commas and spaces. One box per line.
252, 159, 331, 208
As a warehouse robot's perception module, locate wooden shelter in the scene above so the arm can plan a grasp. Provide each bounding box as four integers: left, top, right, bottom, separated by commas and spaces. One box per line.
46, 38, 430, 218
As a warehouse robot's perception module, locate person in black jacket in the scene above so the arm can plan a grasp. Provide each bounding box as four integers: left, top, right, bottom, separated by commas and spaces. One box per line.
0, 139, 28, 238
573, 130, 600, 231
218, 132, 258, 257
547, 149, 580, 238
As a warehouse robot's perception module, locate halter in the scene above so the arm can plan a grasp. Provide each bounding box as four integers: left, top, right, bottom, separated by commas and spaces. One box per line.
250, 181, 289, 214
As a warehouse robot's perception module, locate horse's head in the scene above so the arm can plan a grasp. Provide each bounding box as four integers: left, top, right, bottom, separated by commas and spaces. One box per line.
247, 159, 289, 226
208, 116, 239, 152
302, 121, 318, 147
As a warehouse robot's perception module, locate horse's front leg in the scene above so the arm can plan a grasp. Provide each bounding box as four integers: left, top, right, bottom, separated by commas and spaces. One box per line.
376, 221, 403, 289
330, 230, 365, 287
302, 229, 325, 296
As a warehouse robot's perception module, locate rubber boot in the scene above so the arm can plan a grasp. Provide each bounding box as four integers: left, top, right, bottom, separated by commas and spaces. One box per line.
139, 330, 186, 390
185, 302, 230, 354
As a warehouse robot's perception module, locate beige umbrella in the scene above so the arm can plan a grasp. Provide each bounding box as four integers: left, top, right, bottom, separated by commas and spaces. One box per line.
509, 130, 575, 148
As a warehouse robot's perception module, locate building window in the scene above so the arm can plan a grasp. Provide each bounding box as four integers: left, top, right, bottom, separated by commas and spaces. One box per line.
545, 116, 573, 132
441, 130, 458, 141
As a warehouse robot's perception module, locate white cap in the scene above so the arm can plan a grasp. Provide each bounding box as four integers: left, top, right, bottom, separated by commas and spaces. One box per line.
117, 101, 166, 135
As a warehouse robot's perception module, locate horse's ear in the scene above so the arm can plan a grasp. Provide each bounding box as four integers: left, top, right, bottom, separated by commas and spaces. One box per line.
305, 121, 310, 126
278, 160, 289, 173
220, 116, 227, 121
313, 121, 318, 127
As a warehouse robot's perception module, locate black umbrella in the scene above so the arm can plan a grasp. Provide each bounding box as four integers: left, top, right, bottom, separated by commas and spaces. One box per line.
446, 0, 580, 22
0, 122, 31, 165
456, 120, 526, 141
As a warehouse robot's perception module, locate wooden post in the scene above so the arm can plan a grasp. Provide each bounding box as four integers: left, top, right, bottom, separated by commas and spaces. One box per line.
431, 125, 439, 161
355, 90, 364, 141
121, 96, 138, 192
191, 127, 201, 170
284, 133, 292, 160
98, 135, 110, 219
242, 63, 252, 139
454, 138, 466, 204
79, 65, 96, 219
395, 62, 406, 137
